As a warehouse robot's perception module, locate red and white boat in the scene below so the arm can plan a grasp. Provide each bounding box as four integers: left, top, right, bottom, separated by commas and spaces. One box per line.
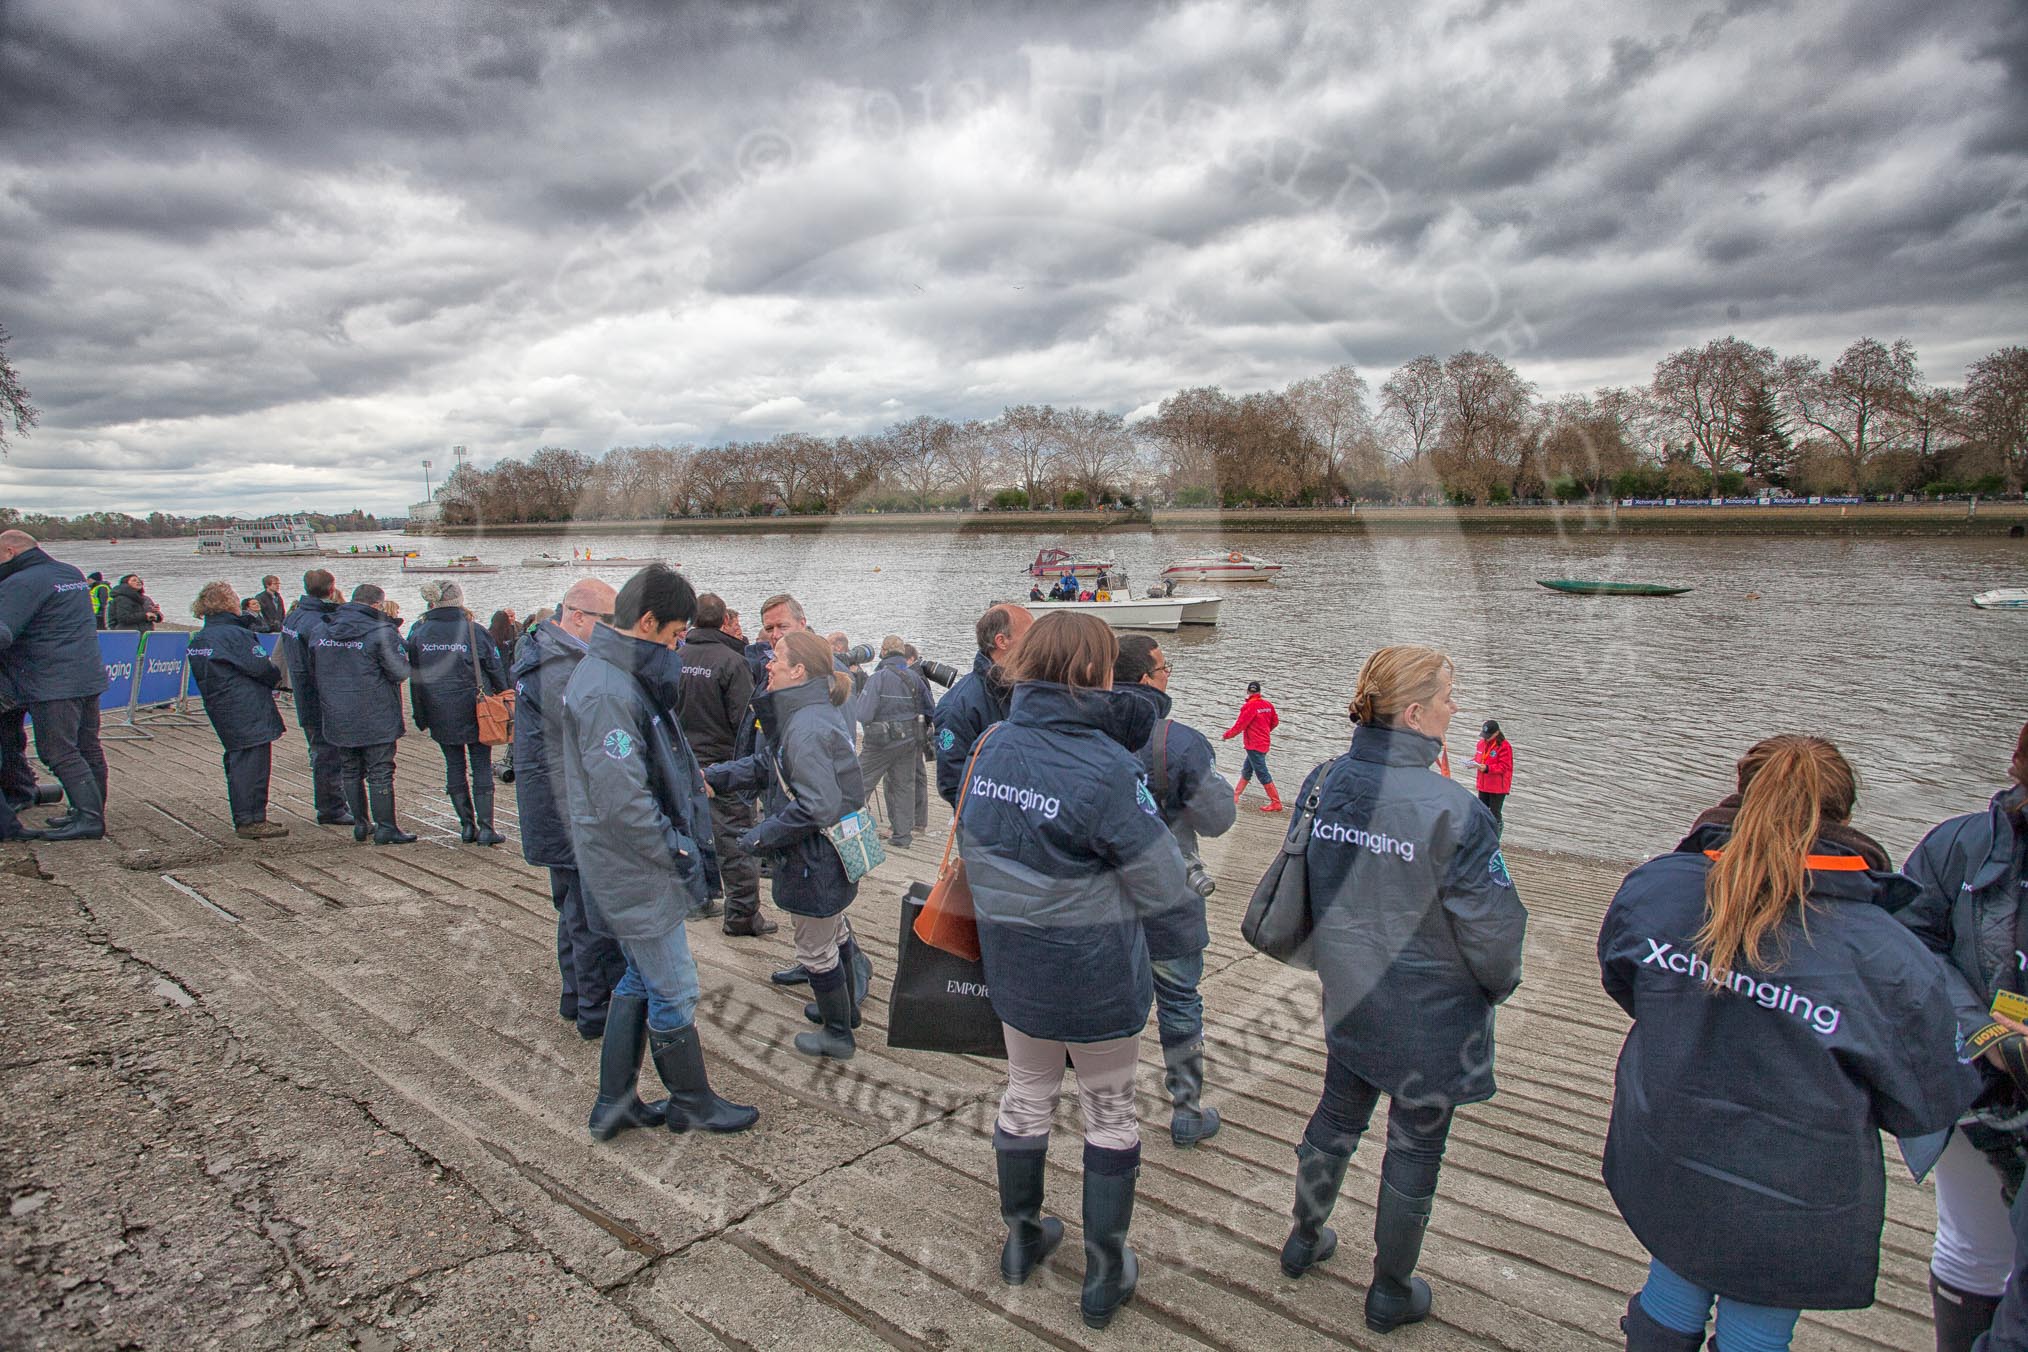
1159, 551, 1284, 582
1025, 546, 1117, 579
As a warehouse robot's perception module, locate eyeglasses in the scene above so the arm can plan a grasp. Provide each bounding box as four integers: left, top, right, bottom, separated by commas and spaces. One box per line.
1147, 662, 1171, 675
568, 605, 614, 623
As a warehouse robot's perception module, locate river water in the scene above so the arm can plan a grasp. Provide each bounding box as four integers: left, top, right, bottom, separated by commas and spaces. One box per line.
58, 526, 2028, 864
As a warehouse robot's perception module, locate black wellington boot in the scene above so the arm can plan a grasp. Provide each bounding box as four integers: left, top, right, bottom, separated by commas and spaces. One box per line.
649, 1025, 759, 1133
1080, 1144, 1141, 1330
994, 1129, 1064, 1285
40, 809, 106, 843
770, 962, 811, 986
585, 994, 668, 1140
1364, 1180, 1434, 1333
1162, 1040, 1222, 1148
1280, 1140, 1351, 1278
32, 783, 65, 807
1619, 1293, 1706, 1351
369, 783, 416, 845
448, 783, 478, 843
471, 781, 505, 846
794, 973, 857, 1060
1931, 1272, 2002, 1352
344, 777, 372, 841
806, 946, 868, 1028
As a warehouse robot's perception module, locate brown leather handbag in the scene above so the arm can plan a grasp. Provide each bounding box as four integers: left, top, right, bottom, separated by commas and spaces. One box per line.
912, 724, 1000, 962
469, 623, 515, 747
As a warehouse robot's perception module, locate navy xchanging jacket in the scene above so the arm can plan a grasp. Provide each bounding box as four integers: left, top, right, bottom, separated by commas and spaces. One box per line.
510, 620, 588, 869
0, 547, 109, 705
1599, 823, 1978, 1310
187, 613, 284, 750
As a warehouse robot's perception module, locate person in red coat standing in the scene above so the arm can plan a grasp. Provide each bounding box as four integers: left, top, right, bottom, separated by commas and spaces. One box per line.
1223, 680, 1283, 812
1471, 720, 1513, 833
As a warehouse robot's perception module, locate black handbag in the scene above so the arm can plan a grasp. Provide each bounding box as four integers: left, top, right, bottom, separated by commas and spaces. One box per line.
885, 881, 1008, 1059
1241, 766, 1326, 969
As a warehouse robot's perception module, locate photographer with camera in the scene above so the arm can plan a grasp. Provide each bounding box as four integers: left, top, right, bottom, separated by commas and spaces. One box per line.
932, 602, 1033, 809
854, 635, 934, 848
1113, 635, 1234, 1148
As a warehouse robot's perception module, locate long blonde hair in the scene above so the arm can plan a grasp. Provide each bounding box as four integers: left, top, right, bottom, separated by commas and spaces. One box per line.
1695, 735, 1858, 981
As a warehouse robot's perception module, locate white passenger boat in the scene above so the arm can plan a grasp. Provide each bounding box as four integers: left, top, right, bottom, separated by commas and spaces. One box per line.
1159, 551, 1284, 582
1973, 588, 2028, 610
195, 517, 320, 558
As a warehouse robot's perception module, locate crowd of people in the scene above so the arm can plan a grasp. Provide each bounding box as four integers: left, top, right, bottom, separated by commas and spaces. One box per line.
5, 531, 2028, 1349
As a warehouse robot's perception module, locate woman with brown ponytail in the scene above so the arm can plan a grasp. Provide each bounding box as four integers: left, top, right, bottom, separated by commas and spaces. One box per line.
1898, 723, 2028, 1352
1599, 736, 1977, 1352
1275, 644, 1527, 1335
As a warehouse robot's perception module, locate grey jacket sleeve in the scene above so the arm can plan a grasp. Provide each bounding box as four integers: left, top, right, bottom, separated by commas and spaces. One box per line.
1171, 726, 1237, 840
1090, 773, 1203, 961
572, 685, 677, 853
1898, 821, 1994, 1050
751, 722, 844, 851
0, 579, 34, 654
1441, 811, 1528, 1004
376, 623, 413, 686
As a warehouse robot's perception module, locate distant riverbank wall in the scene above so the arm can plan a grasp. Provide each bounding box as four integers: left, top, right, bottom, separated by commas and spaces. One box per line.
433, 500, 2028, 539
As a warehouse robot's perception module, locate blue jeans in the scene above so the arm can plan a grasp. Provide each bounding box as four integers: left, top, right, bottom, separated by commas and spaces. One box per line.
1151, 952, 1205, 1048
1640, 1259, 1800, 1352
1241, 748, 1273, 785
612, 924, 702, 1034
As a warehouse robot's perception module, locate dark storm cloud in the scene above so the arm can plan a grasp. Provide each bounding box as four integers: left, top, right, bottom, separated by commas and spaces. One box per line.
0, 0, 2023, 517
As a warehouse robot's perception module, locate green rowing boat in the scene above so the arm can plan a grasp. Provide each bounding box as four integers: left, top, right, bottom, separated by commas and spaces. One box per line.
1537, 579, 1691, 597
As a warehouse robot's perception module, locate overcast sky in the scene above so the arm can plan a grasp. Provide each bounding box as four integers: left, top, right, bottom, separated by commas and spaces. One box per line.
2, 0, 2022, 517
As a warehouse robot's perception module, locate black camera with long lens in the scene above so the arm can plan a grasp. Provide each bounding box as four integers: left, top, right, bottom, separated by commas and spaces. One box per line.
1183, 852, 1216, 898
840, 643, 875, 666
917, 659, 960, 688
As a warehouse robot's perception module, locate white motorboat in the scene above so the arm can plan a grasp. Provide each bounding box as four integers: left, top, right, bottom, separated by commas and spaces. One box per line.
1025, 546, 1118, 579
1973, 588, 2028, 610
1176, 596, 1222, 625
1023, 597, 1190, 631
521, 552, 569, 568
1159, 551, 1284, 582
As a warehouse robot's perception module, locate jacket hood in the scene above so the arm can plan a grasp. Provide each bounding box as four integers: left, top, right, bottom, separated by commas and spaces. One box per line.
1116, 679, 1172, 721
325, 601, 394, 638
512, 619, 584, 679
756, 672, 839, 723
588, 623, 686, 712
1685, 797, 1896, 872
1672, 818, 1916, 911
683, 625, 745, 656
291, 595, 339, 615
1349, 720, 1442, 769
0, 546, 52, 582
203, 613, 256, 631
112, 581, 146, 599
1009, 681, 1156, 751
876, 652, 910, 671
1969, 785, 2028, 891
420, 605, 467, 623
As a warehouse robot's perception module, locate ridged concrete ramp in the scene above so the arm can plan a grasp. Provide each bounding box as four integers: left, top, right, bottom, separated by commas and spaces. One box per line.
0, 709, 1934, 1349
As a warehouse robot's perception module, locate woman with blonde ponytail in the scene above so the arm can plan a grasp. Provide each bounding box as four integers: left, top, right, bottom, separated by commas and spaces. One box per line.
1599, 736, 1976, 1352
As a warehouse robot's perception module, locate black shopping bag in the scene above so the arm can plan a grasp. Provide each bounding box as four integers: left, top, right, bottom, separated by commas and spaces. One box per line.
886, 881, 1007, 1059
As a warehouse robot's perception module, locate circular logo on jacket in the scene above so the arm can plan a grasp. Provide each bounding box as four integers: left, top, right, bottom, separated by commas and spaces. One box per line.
603, 729, 635, 760
938, 727, 955, 751
1135, 780, 1159, 816
1488, 850, 1511, 887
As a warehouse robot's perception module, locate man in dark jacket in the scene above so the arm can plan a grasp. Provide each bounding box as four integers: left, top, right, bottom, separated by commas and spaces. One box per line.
281, 569, 351, 824
188, 584, 289, 840
932, 601, 1032, 808
0, 531, 112, 841
310, 583, 414, 845
255, 575, 286, 631
1115, 635, 1236, 1147
563, 564, 755, 1138
854, 636, 933, 847
514, 578, 628, 1038
105, 574, 161, 631
679, 593, 774, 937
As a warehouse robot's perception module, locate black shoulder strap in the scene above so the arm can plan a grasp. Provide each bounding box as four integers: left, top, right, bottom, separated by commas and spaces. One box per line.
1151, 718, 1173, 803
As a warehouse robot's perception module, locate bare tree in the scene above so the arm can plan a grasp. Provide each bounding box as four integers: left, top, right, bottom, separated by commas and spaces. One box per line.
944, 419, 1000, 507
807, 435, 877, 511
0, 323, 34, 457
1541, 391, 1640, 496
991, 405, 1062, 507
1378, 355, 1445, 467
1778, 336, 1920, 494
1966, 345, 2028, 491
1286, 364, 1372, 490
1140, 387, 1233, 492
1055, 406, 1134, 503
1649, 336, 1777, 485
884, 415, 956, 510
1430, 350, 1537, 502
767, 433, 828, 510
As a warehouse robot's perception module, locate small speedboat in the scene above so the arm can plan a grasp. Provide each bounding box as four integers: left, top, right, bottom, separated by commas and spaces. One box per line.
1973, 588, 2028, 610
1025, 546, 1116, 579
521, 553, 568, 568
1537, 578, 1690, 597
1160, 551, 1284, 582
402, 555, 500, 575
584, 556, 663, 567
1023, 597, 1192, 631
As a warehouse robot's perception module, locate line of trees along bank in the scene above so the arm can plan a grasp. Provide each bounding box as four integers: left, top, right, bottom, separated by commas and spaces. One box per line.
426, 335, 2028, 523
0, 508, 385, 542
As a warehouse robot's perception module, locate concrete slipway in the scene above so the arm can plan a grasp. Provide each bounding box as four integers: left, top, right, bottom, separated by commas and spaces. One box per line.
0, 710, 1935, 1350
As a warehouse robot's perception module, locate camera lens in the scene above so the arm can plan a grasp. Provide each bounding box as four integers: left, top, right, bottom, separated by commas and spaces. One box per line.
919, 659, 959, 688
843, 643, 875, 666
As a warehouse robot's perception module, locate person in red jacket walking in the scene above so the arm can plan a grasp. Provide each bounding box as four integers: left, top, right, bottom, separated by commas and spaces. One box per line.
1223, 680, 1283, 812
1471, 719, 1512, 833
